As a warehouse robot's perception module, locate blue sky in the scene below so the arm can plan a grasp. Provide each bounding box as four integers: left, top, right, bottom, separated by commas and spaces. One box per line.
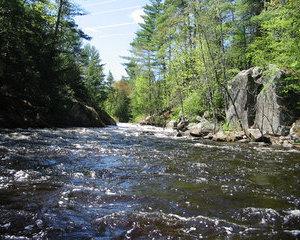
73, 0, 148, 80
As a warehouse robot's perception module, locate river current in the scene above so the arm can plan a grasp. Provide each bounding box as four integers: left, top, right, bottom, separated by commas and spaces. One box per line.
0, 123, 299, 239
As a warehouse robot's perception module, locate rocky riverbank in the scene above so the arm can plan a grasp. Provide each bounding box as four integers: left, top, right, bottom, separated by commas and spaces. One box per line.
141, 67, 300, 149
165, 117, 300, 149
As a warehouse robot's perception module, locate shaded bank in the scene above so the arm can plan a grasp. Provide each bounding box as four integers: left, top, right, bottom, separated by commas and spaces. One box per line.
0, 93, 116, 128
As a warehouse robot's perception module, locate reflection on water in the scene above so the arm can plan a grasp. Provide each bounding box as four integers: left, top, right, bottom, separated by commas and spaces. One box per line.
0, 123, 299, 239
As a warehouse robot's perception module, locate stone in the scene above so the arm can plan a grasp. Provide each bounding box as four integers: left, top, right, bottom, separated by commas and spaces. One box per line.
196, 115, 203, 123
247, 128, 271, 143
190, 131, 208, 138
226, 131, 245, 142
226, 68, 260, 130
66, 100, 106, 127
166, 120, 178, 129
282, 140, 293, 148
177, 119, 189, 132
0, 93, 115, 128
97, 108, 116, 126
203, 111, 210, 119
226, 67, 299, 136
140, 116, 152, 125
251, 67, 263, 79
204, 133, 214, 140
176, 131, 183, 137
270, 136, 283, 146
248, 129, 262, 141
290, 119, 300, 141
254, 70, 296, 136
189, 118, 219, 137
212, 132, 227, 142
140, 115, 165, 127
238, 139, 249, 143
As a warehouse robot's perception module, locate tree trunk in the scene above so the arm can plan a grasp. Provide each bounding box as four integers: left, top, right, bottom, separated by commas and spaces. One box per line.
54, 0, 64, 38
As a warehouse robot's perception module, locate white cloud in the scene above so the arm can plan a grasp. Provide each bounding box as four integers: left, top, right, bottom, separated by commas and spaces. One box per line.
130, 9, 144, 24
84, 27, 99, 33
98, 33, 129, 39
84, 22, 137, 34
91, 6, 141, 16
85, 0, 117, 7
94, 22, 137, 30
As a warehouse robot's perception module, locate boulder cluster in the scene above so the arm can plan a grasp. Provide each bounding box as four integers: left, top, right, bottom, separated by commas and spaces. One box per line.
166, 67, 300, 148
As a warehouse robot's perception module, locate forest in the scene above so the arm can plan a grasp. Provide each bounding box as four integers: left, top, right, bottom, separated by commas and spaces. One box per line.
120, 0, 300, 126
0, 0, 115, 127
0, 0, 299, 129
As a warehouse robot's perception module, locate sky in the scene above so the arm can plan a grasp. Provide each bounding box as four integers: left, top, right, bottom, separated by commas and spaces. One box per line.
73, 0, 148, 80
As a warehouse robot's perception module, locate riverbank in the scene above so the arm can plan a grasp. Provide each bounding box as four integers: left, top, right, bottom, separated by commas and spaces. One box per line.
0, 93, 116, 128
163, 118, 300, 150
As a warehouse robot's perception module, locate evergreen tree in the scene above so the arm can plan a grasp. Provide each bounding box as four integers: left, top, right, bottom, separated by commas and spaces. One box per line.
81, 44, 106, 105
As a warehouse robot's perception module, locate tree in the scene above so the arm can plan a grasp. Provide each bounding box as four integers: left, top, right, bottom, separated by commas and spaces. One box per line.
106, 71, 114, 90
105, 80, 131, 122
124, 0, 299, 126
0, 0, 110, 126
128, 0, 164, 118
250, 0, 300, 88
81, 44, 106, 106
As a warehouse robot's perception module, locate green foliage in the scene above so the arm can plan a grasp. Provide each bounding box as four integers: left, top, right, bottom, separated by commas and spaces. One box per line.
0, 0, 109, 121
249, 0, 300, 90
81, 44, 106, 106
124, 0, 299, 123
131, 75, 152, 117
105, 80, 131, 122
182, 91, 205, 119
222, 121, 234, 132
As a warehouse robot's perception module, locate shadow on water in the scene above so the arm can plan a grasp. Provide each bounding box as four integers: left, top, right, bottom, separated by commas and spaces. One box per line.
0, 123, 299, 239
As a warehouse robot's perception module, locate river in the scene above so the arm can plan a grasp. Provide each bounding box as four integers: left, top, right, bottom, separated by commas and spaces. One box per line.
0, 123, 299, 239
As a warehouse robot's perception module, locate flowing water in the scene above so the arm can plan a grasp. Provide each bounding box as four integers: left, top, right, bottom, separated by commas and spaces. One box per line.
0, 123, 299, 239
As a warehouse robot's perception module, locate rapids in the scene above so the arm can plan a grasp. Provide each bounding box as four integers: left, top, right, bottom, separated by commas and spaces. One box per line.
0, 123, 299, 239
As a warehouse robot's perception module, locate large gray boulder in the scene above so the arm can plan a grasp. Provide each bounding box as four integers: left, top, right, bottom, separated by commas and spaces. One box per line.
226, 67, 262, 130
189, 117, 219, 137
254, 70, 296, 135
227, 67, 299, 135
